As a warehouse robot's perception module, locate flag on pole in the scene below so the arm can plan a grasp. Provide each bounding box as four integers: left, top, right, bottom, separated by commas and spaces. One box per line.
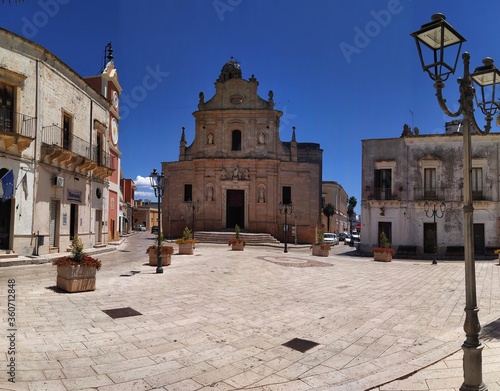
1, 169, 14, 202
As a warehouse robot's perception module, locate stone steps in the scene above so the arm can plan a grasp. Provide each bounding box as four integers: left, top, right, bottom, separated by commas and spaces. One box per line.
194, 231, 281, 245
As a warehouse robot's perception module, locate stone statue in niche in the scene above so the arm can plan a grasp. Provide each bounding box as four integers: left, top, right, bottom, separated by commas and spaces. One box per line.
207, 185, 214, 201
258, 131, 265, 144
258, 186, 265, 203
207, 133, 214, 144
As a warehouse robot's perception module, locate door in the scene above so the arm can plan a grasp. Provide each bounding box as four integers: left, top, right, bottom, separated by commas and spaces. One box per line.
70, 203, 78, 240
226, 189, 244, 229
0, 83, 14, 132
49, 199, 59, 249
423, 222, 436, 254
0, 198, 12, 249
95, 209, 102, 244
473, 224, 485, 255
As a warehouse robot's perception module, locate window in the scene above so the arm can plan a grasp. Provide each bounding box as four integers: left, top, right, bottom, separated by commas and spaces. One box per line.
282, 186, 292, 204
232, 130, 241, 151
184, 184, 192, 202
424, 168, 437, 198
374, 169, 391, 200
0, 82, 14, 132
63, 113, 72, 150
472, 167, 483, 200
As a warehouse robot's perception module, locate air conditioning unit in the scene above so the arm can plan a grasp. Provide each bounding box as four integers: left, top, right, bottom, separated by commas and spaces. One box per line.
54, 176, 64, 187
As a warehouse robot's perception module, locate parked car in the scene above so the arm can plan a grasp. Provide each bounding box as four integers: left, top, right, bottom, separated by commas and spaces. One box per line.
323, 233, 339, 245
151, 225, 159, 234
338, 232, 348, 241
352, 232, 360, 242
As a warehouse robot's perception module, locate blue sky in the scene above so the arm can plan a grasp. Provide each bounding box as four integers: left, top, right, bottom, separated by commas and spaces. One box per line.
1, 0, 500, 212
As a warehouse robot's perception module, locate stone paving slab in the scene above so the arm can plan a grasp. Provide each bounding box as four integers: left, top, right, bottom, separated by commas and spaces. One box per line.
0, 234, 499, 390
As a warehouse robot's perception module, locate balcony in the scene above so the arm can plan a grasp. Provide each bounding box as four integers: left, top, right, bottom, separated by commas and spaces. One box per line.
41, 125, 115, 179
0, 106, 36, 154
414, 186, 446, 201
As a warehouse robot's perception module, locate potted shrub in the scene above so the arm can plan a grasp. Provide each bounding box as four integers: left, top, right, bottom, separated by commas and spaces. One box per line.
372, 231, 395, 262
52, 236, 102, 293
311, 228, 331, 257
146, 233, 174, 266
495, 249, 500, 265
175, 226, 197, 255
228, 224, 245, 251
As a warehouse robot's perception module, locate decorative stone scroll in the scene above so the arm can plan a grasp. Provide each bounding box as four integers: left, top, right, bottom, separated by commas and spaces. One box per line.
220, 164, 250, 181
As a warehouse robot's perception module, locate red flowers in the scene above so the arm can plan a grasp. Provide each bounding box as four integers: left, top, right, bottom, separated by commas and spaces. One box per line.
52, 255, 102, 270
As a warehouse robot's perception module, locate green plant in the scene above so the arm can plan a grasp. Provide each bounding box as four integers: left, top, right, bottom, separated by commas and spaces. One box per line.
175, 227, 197, 245
235, 224, 240, 239
52, 236, 102, 270
379, 231, 390, 248
316, 227, 324, 244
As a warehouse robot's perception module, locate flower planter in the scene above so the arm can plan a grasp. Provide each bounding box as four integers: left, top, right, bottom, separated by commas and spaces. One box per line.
57, 265, 97, 293
178, 243, 194, 255
312, 244, 330, 257
148, 251, 172, 266
231, 242, 245, 251
373, 252, 392, 262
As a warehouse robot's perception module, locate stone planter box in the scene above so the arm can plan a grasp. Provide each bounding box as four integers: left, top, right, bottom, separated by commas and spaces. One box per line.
148, 252, 172, 266
57, 265, 97, 293
373, 252, 392, 262
312, 244, 330, 257
178, 243, 194, 255
231, 242, 245, 251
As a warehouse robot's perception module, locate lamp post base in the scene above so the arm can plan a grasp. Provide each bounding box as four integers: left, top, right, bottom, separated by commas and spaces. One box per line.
460, 343, 487, 391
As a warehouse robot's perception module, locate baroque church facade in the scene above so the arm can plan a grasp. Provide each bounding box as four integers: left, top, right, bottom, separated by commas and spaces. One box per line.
162, 60, 323, 244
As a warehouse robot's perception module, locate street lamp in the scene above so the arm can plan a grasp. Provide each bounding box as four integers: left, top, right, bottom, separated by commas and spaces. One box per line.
278, 202, 293, 253
186, 199, 200, 244
424, 201, 446, 265
412, 13, 500, 391
149, 169, 165, 274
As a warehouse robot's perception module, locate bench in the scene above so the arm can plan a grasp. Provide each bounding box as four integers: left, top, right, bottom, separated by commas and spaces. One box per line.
397, 245, 417, 256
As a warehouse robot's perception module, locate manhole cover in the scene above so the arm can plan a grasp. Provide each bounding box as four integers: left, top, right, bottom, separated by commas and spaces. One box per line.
282, 338, 319, 353
102, 307, 142, 319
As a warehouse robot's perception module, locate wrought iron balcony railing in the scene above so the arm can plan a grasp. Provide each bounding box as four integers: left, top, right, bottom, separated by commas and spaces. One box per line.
0, 106, 36, 138
414, 186, 446, 201
41, 124, 115, 170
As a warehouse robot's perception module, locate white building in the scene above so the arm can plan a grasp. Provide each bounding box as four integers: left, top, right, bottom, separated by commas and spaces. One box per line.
360, 123, 500, 257
0, 28, 117, 258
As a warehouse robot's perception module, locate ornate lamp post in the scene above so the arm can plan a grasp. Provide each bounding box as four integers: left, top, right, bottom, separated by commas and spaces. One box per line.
412, 13, 500, 391
186, 199, 200, 243
149, 169, 165, 274
278, 202, 293, 253
424, 201, 446, 265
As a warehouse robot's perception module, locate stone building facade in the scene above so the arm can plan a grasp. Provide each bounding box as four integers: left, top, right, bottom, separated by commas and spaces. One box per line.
162, 60, 323, 243
0, 28, 118, 257
360, 123, 500, 256
321, 181, 348, 234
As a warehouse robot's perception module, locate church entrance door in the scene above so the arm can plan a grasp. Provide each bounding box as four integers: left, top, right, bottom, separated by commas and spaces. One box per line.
226, 189, 244, 229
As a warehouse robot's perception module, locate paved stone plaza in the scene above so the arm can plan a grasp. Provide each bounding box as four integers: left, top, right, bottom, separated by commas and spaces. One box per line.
1, 233, 499, 390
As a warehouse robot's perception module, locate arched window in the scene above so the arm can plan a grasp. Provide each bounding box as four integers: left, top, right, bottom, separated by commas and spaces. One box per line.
232, 130, 241, 151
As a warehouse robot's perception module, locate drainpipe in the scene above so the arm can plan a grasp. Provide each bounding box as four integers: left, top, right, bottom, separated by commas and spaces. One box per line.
31, 60, 40, 253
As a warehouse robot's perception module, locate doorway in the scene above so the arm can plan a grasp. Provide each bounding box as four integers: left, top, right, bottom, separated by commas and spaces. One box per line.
423, 222, 436, 253
473, 224, 485, 255
377, 222, 392, 247
226, 189, 244, 229
49, 199, 60, 249
95, 209, 102, 244
0, 198, 12, 249
70, 204, 78, 240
